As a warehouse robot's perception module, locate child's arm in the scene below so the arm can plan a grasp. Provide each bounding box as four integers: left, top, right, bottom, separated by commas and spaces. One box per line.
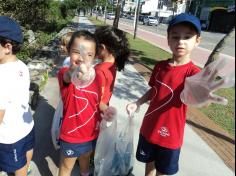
0, 110, 5, 124
127, 88, 153, 117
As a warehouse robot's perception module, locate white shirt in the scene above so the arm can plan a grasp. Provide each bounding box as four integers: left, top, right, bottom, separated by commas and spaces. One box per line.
63, 57, 70, 67
0, 60, 34, 144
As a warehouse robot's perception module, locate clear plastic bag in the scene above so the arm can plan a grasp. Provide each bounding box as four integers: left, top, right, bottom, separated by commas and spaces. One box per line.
51, 99, 63, 150
94, 116, 134, 176
71, 66, 95, 88
71, 44, 96, 88
180, 57, 235, 107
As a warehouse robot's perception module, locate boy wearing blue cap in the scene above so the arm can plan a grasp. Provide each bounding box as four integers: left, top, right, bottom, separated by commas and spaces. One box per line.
0, 16, 34, 176
127, 13, 202, 175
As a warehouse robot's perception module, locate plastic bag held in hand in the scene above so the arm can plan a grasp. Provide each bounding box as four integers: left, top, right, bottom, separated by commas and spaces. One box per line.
94, 115, 134, 176
101, 106, 117, 121
180, 58, 235, 107
71, 44, 96, 88
126, 102, 140, 117
51, 99, 63, 150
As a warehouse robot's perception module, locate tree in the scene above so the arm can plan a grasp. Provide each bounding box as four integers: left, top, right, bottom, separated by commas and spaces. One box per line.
204, 27, 235, 67
0, 0, 51, 30
113, 0, 122, 28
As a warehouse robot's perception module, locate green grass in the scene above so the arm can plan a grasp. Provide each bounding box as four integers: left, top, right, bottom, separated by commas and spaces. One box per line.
127, 34, 171, 68
89, 17, 235, 137
200, 88, 235, 137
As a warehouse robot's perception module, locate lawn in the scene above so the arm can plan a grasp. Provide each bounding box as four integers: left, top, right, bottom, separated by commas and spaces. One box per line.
89, 16, 235, 137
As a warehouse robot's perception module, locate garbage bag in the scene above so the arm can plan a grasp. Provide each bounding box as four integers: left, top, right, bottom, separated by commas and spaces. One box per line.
71, 66, 95, 88
94, 116, 134, 176
51, 99, 63, 150
181, 57, 235, 107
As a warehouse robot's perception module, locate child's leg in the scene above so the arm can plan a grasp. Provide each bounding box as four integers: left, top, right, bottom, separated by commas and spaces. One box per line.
154, 146, 181, 176
145, 162, 156, 176
14, 149, 33, 176
78, 151, 93, 175
59, 154, 77, 176
136, 135, 156, 176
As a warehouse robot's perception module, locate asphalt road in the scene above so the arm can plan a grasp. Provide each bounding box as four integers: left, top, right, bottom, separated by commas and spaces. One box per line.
119, 18, 235, 57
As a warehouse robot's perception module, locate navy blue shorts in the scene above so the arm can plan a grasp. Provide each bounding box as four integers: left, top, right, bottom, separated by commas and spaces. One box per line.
0, 128, 35, 173
136, 134, 181, 175
60, 139, 97, 158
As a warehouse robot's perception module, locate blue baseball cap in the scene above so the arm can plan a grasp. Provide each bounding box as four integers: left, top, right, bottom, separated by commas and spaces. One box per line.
0, 16, 23, 44
168, 13, 201, 35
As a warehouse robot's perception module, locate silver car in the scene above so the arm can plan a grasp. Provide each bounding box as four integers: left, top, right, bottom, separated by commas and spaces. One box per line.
107, 13, 115, 20
143, 16, 159, 26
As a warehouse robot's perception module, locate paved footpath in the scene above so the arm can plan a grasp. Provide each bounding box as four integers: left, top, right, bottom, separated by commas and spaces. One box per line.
27, 16, 234, 176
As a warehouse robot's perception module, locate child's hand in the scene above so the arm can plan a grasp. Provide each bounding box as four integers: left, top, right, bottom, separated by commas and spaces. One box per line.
126, 102, 140, 117
101, 106, 117, 121
180, 58, 235, 107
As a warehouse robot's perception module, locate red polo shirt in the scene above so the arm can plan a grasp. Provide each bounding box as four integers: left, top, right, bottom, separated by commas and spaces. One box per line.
141, 60, 200, 149
58, 67, 102, 143
95, 62, 117, 105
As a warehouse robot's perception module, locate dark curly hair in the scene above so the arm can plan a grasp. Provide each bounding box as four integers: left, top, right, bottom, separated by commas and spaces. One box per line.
95, 26, 130, 71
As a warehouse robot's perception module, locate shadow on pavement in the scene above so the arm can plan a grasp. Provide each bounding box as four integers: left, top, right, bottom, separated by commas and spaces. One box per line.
187, 120, 235, 145
113, 66, 148, 101
32, 95, 60, 176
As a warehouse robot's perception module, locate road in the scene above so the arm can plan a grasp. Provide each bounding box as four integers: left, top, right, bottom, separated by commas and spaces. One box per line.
119, 18, 235, 57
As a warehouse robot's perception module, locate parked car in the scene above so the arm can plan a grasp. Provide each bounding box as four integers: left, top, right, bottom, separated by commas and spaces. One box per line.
139, 15, 144, 22
143, 16, 159, 26
107, 13, 115, 20
127, 15, 134, 20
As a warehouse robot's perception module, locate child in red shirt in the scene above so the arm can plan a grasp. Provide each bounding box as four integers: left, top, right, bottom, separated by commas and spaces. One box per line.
127, 13, 203, 175
57, 30, 100, 176
94, 26, 130, 112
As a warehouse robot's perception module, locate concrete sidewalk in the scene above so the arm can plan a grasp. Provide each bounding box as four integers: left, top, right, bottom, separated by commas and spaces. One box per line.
28, 16, 234, 176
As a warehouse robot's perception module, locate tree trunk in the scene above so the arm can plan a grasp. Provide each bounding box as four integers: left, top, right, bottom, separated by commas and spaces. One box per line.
204, 27, 235, 67
113, 0, 122, 28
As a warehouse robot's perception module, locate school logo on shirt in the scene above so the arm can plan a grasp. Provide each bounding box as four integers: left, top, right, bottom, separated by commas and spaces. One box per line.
158, 127, 170, 137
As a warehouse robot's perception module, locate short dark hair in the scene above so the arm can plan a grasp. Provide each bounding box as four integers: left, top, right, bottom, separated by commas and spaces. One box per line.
0, 37, 22, 54
67, 30, 98, 55
95, 26, 130, 71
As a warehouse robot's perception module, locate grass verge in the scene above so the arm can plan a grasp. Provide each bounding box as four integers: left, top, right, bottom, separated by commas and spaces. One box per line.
89, 16, 235, 137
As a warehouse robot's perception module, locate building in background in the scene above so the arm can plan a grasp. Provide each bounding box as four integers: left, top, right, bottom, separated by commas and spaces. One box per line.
141, 0, 190, 22
189, 0, 235, 33
123, 0, 136, 12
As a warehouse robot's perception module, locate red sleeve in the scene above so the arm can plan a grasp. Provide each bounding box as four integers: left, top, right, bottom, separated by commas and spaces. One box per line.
96, 69, 106, 88
57, 67, 70, 95
189, 64, 201, 77
96, 69, 108, 104
149, 64, 159, 87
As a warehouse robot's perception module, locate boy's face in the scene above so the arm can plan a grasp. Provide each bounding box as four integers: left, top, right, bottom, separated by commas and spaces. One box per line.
69, 37, 96, 69
168, 24, 201, 59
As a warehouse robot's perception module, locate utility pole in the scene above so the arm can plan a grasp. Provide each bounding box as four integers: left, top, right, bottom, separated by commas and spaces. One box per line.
134, 0, 141, 39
